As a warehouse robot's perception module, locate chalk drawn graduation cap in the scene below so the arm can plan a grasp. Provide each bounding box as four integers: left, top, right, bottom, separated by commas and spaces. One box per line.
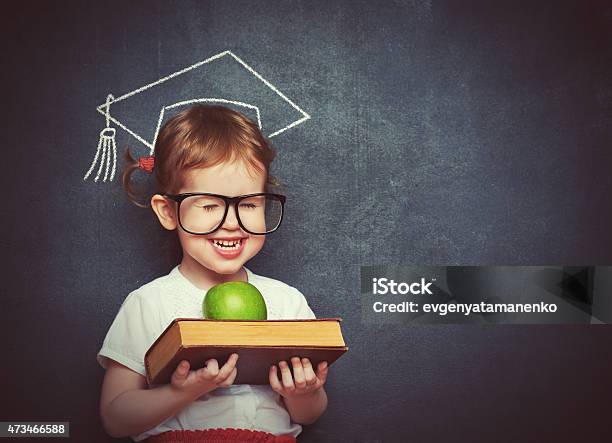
84, 50, 311, 182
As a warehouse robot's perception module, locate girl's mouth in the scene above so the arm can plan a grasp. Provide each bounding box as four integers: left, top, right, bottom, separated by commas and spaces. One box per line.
209, 238, 246, 258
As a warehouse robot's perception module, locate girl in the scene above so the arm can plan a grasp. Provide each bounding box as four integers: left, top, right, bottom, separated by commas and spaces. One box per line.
97, 105, 329, 443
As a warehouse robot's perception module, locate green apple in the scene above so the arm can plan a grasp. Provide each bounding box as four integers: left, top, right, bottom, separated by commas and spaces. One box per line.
203, 281, 267, 320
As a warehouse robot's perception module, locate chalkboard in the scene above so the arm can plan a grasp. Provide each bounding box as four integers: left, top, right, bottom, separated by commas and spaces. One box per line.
2, 1, 612, 442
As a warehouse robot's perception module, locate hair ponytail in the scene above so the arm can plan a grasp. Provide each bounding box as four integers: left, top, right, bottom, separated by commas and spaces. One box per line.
122, 147, 150, 208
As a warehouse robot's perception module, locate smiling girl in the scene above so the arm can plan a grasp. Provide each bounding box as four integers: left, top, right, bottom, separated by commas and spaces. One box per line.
96, 105, 329, 443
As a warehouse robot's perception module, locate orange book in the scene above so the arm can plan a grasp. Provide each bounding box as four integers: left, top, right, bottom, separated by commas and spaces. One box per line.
144, 318, 348, 386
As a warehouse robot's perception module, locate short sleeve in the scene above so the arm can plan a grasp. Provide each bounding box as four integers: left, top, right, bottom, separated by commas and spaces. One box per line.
96, 292, 160, 377
290, 287, 316, 320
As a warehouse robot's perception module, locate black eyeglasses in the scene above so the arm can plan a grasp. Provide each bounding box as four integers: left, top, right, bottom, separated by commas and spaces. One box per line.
161, 192, 286, 235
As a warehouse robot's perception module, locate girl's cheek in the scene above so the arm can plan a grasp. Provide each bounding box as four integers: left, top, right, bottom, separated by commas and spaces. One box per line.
247, 237, 264, 256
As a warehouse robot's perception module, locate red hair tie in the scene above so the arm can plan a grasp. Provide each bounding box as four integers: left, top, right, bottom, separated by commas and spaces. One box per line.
138, 156, 155, 173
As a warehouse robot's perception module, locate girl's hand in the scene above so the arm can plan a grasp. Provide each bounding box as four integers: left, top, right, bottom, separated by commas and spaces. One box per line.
170, 353, 239, 397
269, 357, 328, 399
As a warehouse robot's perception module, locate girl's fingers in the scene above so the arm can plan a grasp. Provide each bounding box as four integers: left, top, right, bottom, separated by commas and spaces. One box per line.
291, 357, 307, 389
172, 360, 189, 381
222, 353, 239, 370
200, 358, 219, 380
219, 367, 237, 387
178, 360, 189, 374
301, 358, 317, 386
207, 358, 219, 373
216, 354, 239, 382
316, 361, 329, 384
171, 361, 191, 389
279, 361, 295, 391
269, 365, 283, 392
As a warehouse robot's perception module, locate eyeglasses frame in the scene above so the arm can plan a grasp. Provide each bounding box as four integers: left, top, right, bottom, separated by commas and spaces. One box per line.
160, 192, 286, 236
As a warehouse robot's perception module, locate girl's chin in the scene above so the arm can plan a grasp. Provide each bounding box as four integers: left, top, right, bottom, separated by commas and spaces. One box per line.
205, 257, 248, 275
184, 254, 244, 275
210, 265, 243, 275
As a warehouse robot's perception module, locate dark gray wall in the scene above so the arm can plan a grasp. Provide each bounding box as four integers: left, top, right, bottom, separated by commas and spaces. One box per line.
2, 1, 611, 442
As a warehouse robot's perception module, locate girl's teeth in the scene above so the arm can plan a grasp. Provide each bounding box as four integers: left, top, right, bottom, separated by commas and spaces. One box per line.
212, 239, 242, 250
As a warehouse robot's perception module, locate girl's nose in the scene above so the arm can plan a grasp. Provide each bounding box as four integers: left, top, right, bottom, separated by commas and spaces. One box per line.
223, 205, 240, 229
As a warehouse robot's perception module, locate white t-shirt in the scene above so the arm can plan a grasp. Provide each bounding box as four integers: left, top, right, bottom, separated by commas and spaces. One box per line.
97, 265, 316, 442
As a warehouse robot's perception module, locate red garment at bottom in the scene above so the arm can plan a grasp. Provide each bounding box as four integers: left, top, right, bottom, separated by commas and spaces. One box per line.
145, 428, 297, 443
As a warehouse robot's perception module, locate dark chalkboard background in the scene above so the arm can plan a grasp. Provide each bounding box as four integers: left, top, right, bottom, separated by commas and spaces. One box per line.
2, 1, 612, 442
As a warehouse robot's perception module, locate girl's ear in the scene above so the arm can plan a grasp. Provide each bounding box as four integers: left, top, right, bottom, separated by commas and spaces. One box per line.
150, 194, 178, 231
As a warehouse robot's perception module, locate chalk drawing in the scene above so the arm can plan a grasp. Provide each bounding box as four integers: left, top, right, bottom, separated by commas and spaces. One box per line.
84, 50, 311, 182
154, 99, 262, 155
84, 94, 117, 182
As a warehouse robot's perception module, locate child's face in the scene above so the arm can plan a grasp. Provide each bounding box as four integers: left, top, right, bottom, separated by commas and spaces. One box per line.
175, 160, 267, 278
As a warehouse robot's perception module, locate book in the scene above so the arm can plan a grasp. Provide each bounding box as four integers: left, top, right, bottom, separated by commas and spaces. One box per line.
144, 318, 348, 386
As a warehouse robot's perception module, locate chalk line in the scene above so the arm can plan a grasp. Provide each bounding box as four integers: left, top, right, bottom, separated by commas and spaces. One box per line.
87, 50, 311, 182
95, 50, 310, 146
